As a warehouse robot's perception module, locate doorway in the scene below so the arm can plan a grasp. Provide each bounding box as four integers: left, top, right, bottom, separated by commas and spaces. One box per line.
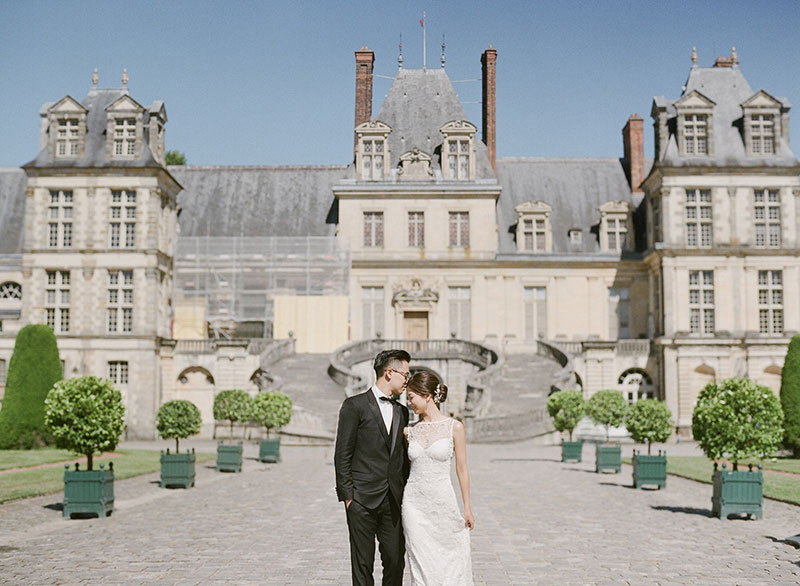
403, 311, 429, 339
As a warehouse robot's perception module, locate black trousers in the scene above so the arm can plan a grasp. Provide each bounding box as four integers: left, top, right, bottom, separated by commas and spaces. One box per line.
345, 494, 405, 586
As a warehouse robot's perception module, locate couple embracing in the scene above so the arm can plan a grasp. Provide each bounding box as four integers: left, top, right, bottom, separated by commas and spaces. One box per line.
334, 349, 474, 586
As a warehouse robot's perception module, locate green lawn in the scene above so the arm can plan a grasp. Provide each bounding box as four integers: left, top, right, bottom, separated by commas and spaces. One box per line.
0, 448, 80, 471
0, 449, 215, 504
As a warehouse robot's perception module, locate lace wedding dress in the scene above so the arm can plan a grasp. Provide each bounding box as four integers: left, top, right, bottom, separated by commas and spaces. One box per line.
402, 418, 473, 586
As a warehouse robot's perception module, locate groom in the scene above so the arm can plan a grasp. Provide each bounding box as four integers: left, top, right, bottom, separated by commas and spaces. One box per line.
335, 349, 411, 586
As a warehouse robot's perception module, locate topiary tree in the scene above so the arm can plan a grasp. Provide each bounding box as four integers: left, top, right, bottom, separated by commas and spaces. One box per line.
625, 399, 673, 454
692, 377, 783, 470
546, 390, 584, 441
586, 389, 628, 442
213, 389, 252, 439
251, 391, 293, 438
156, 400, 202, 452
44, 376, 125, 470
0, 324, 63, 448
165, 150, 186, 165
780, 334, 800, 456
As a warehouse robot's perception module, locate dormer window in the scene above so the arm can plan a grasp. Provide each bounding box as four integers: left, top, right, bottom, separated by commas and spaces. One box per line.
674, 90, 715, 157
355, 121, 391, 181
440, 120, 477, 181
741, 90, 784, 156
114, 118, 137, 157
568, 229, 583, 246
105, 94, 145, 160
47, 95, 87, 159
683, 114, 708, 154
515, 201, 552, 252
750, 114, 774, 154
57, 119, 80, 157
599, 201, 633, 252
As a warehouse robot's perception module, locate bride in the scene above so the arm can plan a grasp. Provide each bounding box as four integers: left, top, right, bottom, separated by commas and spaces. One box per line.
402, 371, 474, 585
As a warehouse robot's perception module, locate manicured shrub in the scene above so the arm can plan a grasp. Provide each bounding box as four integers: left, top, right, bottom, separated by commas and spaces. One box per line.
625, 399, 673, 454
546, 389, 584, 441
156, 400, 202, 452
251, 391, 292, 438
0, 324, 62, 448
44, 376, 125, 470
213, 389, 252, 439
692, 377, 783, 469
586, 390, 628, 442
780, 334, 800, 456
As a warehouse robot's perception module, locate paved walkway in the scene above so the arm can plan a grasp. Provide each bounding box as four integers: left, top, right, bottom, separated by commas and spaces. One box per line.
1, 440, 799, 585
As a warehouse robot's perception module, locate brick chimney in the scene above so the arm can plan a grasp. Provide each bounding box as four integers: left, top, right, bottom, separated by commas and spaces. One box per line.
354, 47, 374, 148
622, 114, 644, 194
481, 46, 497, 172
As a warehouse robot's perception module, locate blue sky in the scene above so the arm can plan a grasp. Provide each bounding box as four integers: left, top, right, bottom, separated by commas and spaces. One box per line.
1, 0, 799, 167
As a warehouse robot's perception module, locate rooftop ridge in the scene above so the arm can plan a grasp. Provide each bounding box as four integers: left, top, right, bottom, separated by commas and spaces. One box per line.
498, 157, 623, 163
170, 164, 349, 171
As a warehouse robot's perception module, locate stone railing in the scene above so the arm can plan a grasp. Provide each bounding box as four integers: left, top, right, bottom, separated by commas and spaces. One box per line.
536, 340, 579, 392
175, 339, 218, 354
466, 406, 554, 443
255, 338, 295, 366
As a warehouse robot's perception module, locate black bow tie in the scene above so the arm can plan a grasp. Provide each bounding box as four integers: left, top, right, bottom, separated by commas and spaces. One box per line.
379, 395, 398, 405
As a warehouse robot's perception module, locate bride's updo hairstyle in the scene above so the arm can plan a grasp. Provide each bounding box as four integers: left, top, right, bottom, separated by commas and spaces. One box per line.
406, 371, 448, 405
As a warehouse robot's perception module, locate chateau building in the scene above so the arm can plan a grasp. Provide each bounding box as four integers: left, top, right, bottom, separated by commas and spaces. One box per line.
0, 47, 797, 439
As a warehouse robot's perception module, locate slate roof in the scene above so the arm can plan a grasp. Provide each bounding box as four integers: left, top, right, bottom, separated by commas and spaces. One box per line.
0, 168, 27, 254
171, 165, 347, 237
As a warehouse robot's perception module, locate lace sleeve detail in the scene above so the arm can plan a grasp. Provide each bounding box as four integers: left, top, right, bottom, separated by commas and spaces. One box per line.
410, 419, 453, 449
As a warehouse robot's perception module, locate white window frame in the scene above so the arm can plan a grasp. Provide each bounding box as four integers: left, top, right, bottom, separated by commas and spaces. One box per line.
363, 212, 384, 248
111, 190, 136, 248
523, 286, 547, 340
361, 286, 384, 338
107, 270, 134, 333
48, 190, 73, 248
758, 270, 783, 335
750, 114, 775, 155
685, 189, 712, 248
689, 270, 714, 335
440, 120, 476, 181
56, 118, 81, 158
408, 211, 424, 248
45, 270, 71, 333
108, 361, 129, 385
113, 118, 137, 158
448, 286, 471, 339
754, 189, 781, 248
449, 212, 470, 248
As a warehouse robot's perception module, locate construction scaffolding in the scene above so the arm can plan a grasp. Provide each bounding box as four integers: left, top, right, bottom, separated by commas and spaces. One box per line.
174, 237, 350, 339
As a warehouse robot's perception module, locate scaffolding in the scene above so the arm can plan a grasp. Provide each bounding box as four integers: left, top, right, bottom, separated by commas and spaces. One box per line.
174, 237, 350, 339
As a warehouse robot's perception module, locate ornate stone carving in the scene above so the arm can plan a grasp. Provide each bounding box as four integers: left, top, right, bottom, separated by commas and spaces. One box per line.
392, 277, 439, 306
398, 149, 433, 180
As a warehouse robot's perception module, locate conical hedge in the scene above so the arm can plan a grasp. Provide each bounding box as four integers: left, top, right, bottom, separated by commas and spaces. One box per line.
780, 334, 800, 456
0, 325, 63, 448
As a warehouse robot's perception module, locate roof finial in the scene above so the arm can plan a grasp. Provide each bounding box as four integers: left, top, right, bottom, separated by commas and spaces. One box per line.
731, 46, 738, 65
441, 34, 446, 68
92, 67, 98, 88
121, 68, 129, 87
398, 34, 403, 69
691, 46, 697, 66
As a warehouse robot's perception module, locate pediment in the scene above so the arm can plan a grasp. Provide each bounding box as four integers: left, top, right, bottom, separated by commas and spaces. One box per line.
515, 200, 552, 215
391, 278, 439, 306
49, 95, 87, 114
599, 200, 632, 214
398, 148, 433, 180
440, 120, 477, 134
106, 94, 145, 113
741, 90, 781, 109
675, 90, 715, 109
149, 101, 167, 122
356, 120, 392, 134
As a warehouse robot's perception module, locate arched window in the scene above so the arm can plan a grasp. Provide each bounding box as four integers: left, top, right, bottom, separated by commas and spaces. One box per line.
618, 368, 654, 403
0, 282, 21, 299
177, 366, 214, 386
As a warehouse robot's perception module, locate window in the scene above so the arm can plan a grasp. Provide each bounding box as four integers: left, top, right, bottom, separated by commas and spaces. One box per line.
689, 270, 714, 334
48, 190, 73, 248
523, 287, 547, 340
568, 229, 582, 246
360, 138, 386, 181
0, 282, 21, 299
107, 270, 134, 333
758, 270, 783, 335
685, 189, 712, 248
449, 212, 469, 247
408, 212, 424, 247
363, 212, 384, 247
114, 118, 136, 157
446, 139, 471, 180
448, 287, 471, 339
440, 120, 476, 181
683, 114, 708, 155
108, 361, 129, 385
361, 287, 384, 338
750, 114, 775, 155
0, 358, 6, 384
609, 287, 630, 339
521, 219, 547, 251
111, 190, 136, 248
45, 270, 70, 333
651, 196, 662, 243
56, 118, 80, 157
606, 218, 628, 252
754, 189, 781, 248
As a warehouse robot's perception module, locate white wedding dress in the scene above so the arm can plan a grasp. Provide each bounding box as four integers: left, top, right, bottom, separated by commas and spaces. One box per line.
402, 418, 473, 586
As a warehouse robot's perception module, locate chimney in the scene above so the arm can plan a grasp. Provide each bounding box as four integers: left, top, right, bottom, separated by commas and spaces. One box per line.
354, 47, 374, 147
481, 46, 497, 172
622, 114, 644, 194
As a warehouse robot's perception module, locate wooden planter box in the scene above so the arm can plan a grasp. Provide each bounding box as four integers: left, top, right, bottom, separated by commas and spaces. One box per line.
259, 438, 281, 463
561, 440, 583, 462
632, 450, 667, 489
216, 441, 243, 472
63, 462, 114, 519
712, 463, 763, 519
595, 443, 621, 473
160, 449, 196, 488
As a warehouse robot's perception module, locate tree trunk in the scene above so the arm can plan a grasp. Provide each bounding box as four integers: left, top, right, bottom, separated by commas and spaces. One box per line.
175, 437, 180, 453
87, 452, 93, 471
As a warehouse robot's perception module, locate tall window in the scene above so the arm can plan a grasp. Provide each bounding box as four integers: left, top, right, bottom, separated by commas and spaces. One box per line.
48, 190, 73, 248
114, 118, 136, 157
361, 138, 385, 181
108, 361, 129, 385
361, 287, 384, 338
449, 212, 469, 247
110, 190, 137, 248
683, 114, 708, 154
448, 287, 471, 338
523, 287, 547, 340
609, 287, 630, 339
0, 358, 6, 385
606, 218, 628, 252
45, 270, 70, 333
651, 197, 662, 243
446, 139, 470, 180
363, 212, 384, 247
754, 189, 781, 248
56, 118, 80, 157
750, 114, 775, 155
408, 212, 424, 247
108, 270, 134, 333
521, 219, 547, 251
689, 270, 714, 334
758, 270, 783, 335
685, 189, 712, 248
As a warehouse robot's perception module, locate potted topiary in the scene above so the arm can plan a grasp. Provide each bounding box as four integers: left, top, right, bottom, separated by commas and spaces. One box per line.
692, 377, 783, 519
251, 391, 293, 463
626, 399, 673, 489
546, 390, 585, 462
586, 389, 628, 473
156, 400, 202, 488
43, 376, 125, 518
213, 389, 251, 472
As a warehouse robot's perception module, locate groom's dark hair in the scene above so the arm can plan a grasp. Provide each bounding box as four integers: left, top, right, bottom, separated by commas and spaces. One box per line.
373, 349, 411, 378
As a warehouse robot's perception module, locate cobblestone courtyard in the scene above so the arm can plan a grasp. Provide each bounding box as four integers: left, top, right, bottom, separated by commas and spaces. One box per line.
2, 440, 800, 585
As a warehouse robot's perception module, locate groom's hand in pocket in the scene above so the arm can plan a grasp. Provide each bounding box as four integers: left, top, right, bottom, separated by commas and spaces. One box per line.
345, 499, 352, 510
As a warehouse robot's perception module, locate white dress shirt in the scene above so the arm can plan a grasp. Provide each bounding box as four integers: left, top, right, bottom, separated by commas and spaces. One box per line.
372, 385, 393, 434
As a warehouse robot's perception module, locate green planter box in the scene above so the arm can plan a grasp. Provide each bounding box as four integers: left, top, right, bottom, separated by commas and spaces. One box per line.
63, 462, 114, 519
712, 463, 763, 519
595, 443, 621, 473
561, 440, 583, 462
632, 450, 667, 489
259, 438, 281, 463
216, 441, 243, 472
160, 449, 196, 488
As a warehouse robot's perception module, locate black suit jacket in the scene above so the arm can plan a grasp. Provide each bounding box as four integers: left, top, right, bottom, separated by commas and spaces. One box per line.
334, 389, 410, 509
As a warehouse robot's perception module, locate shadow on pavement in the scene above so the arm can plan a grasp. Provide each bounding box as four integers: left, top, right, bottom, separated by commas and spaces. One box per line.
599, 482, 636, 490
43, 502, 63, 511
489, 458, 560, 463
651, 505, 713, 518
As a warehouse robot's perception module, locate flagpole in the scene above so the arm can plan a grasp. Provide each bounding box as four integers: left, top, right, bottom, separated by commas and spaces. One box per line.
422, 11, 426, 69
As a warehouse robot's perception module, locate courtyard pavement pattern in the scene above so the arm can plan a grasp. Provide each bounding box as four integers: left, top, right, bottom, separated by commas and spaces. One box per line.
1, 440, 800, 585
